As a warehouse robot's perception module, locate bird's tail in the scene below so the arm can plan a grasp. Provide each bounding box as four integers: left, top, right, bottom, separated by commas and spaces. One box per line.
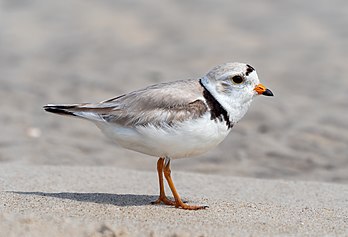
43, 104, 107, 122
43, 104, 80, 117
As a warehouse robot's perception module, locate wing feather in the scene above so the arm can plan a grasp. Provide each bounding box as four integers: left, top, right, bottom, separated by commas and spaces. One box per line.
47, 79, 208, 127
100, 79, 207, 126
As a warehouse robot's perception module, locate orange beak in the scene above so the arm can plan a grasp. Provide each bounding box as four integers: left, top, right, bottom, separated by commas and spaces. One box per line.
254, 84, 274, 96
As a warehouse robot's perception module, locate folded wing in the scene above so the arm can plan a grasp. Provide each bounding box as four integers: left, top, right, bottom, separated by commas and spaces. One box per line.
44, 79, 208, 127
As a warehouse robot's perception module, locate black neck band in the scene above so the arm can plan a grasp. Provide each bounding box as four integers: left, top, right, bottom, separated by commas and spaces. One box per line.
199, 79, 233, 129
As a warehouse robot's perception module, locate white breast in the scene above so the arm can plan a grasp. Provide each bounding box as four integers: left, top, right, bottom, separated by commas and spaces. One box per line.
96, 113, 231, 159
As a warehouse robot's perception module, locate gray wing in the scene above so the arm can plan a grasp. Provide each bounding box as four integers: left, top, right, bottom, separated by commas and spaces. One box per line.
45, 79, 208, 127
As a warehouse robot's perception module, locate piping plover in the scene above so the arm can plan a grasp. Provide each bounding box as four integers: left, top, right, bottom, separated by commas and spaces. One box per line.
44, 62, 273, 210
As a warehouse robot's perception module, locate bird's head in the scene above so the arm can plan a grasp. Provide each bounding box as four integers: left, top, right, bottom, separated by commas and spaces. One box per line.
200, 62, 273, 123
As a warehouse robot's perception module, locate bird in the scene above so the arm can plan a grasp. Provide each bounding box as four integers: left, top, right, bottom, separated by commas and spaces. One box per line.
43, 62, 273, 210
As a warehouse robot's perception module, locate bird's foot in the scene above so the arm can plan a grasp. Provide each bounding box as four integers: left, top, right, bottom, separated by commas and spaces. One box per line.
151, 195, 176, 206
151, 196, 207, 210
175, 201, 209, 210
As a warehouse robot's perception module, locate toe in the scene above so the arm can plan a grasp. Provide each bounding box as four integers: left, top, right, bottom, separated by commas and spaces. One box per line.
151, 196, 175, 206
176, 202, 208, 210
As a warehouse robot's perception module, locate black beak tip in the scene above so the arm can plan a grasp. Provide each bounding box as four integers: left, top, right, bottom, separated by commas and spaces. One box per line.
262, 89, 274, 96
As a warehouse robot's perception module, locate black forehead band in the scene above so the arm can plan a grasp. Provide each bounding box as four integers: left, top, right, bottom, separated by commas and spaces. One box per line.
246, 64, 255, 76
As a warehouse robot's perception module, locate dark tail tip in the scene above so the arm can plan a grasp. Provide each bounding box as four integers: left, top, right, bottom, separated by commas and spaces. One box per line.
43, 105, 76, 116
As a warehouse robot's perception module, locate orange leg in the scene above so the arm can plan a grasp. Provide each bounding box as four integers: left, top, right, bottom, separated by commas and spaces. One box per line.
163, 159, 208, 210
151, 157, 175, 206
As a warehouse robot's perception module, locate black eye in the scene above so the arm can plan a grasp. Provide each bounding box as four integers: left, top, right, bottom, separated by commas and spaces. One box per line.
231, 75, 244, 84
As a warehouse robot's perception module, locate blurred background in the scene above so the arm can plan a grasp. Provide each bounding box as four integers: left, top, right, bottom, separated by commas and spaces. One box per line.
1, 0, 347, 183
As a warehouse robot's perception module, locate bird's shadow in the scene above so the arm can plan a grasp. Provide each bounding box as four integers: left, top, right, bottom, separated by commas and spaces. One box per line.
11, 191, 159, 207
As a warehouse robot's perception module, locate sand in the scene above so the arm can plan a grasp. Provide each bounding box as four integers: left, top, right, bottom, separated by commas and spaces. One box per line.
1, 165, 347, 237
1, 0, 348, 236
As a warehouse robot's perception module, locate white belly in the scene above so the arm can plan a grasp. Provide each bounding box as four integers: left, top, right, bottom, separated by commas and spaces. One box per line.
96, 114, 231, 159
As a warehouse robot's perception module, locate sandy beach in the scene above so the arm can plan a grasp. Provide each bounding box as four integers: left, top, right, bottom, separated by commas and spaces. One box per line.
1, 0, 348, 236
1, 165, 347, 237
